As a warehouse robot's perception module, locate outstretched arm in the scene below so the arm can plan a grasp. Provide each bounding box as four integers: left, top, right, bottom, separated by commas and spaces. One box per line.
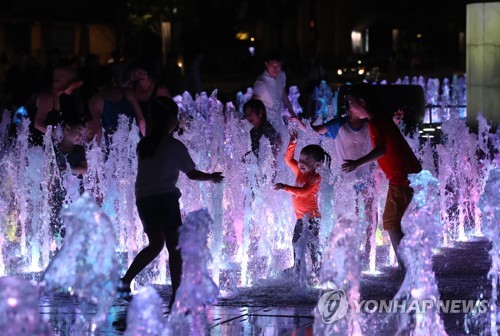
311, 123, 327, 134
314, 117, 345, 139
284, 130, 300, 176
125, 89, 146, 137
186, 169, 224, 183
274, 181, 318, 196
34, 93, 53, 134
342, 146, 385, 173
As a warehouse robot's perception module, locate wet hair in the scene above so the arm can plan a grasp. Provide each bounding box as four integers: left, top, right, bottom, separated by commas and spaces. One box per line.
137, 96, 179, 159
126, 58, 160, 81
264, 50, 283, 63
62, 115, 85, 129
243, 99, 267, 121
300, 144, 331, 169
53, 65, 79, 84
346, 82, 381, 114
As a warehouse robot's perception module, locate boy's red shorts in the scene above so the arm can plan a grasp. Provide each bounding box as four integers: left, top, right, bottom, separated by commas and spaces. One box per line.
382, 185, 414, 231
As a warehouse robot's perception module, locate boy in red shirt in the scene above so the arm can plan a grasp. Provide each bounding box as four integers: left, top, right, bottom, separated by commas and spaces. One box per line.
274, 129, 331, 275
341, 83, 422, 273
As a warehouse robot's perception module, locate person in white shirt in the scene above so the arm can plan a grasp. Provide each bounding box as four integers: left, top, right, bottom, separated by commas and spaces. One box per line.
252, 52, 304, 132
310, 110, 376, 256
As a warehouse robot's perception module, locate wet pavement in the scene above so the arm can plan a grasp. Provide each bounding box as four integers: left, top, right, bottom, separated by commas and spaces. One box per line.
36, 239, 496, 335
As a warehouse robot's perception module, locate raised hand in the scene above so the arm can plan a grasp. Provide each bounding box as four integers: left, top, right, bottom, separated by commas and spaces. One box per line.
341, 160, 358, 173
393, 109, 404, 125
273, 183, 285, 190
211, 172, 224, 183
289, 117, 306, 131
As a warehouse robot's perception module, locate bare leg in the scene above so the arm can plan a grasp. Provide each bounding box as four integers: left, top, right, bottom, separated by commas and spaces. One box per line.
122, 232, 165, 285
307, 219, 321, 275
362, 190, 376, 253
388, 229, 405, 273
165, 231, 182, 309
292, 219, 304, 270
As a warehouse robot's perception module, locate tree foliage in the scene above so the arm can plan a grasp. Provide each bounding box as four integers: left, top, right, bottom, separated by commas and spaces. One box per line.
125, 0, 187, 35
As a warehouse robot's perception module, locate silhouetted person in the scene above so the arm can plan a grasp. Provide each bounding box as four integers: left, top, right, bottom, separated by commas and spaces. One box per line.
118, 97, 224, 310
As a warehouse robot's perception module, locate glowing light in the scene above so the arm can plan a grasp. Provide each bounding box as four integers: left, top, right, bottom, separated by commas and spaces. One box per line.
250, 37, 255, 42
25, 264, 44, 273
358, 68, 365, 75
362, 270, 383, 276
351, 31, 362, 53
337, 69, 343, 75
423, 127, 435, 132
248, 46, 255, 56
436, 125, 442, 129
417, 33, 422, 39
357, 60, 362, 64
421, 134, 434, 138
236, 32, 249, 40
177, 62, 183, 68
7, 297, 17, 307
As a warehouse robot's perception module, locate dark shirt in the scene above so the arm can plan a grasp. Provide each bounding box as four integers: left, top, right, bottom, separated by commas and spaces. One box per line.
250, 120, 278, 157
102, 96, 136, 132
27, 92, 78, 147
137, 84, 159, 136
55, 145, 87, 175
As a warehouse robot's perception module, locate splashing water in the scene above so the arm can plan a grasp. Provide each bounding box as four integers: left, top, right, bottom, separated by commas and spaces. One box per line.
389, 171, 447, 336
288, 85, 303, 117
313, 80, 334, 123
0, 276, 53, 335
42, 193, 120, 330
0, 81, 498, 334
124, 286, 166, 336
477, 165, 500, 335
314, 214, 366, 335
171, 209, 219, 335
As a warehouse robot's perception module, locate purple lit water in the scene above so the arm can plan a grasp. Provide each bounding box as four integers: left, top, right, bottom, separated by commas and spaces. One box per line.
0, 78, 498, 334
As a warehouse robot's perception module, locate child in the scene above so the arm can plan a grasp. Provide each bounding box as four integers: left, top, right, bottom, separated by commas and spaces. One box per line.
88, 86, 146, 145
310, 109, 376, 255
83, 116, 98, 144
119, 96, 224, 310
55, 116, 88, 176
243, 98, 282, 159
341, 83, 422, 274
274, 129, 330, 276
51, 116, 88, 249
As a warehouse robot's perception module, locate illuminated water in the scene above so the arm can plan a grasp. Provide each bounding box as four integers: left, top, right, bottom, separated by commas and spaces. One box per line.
0, 77, 498, 334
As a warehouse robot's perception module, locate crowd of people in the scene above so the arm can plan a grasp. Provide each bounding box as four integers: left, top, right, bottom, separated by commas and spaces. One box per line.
1, 48, 421, 311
